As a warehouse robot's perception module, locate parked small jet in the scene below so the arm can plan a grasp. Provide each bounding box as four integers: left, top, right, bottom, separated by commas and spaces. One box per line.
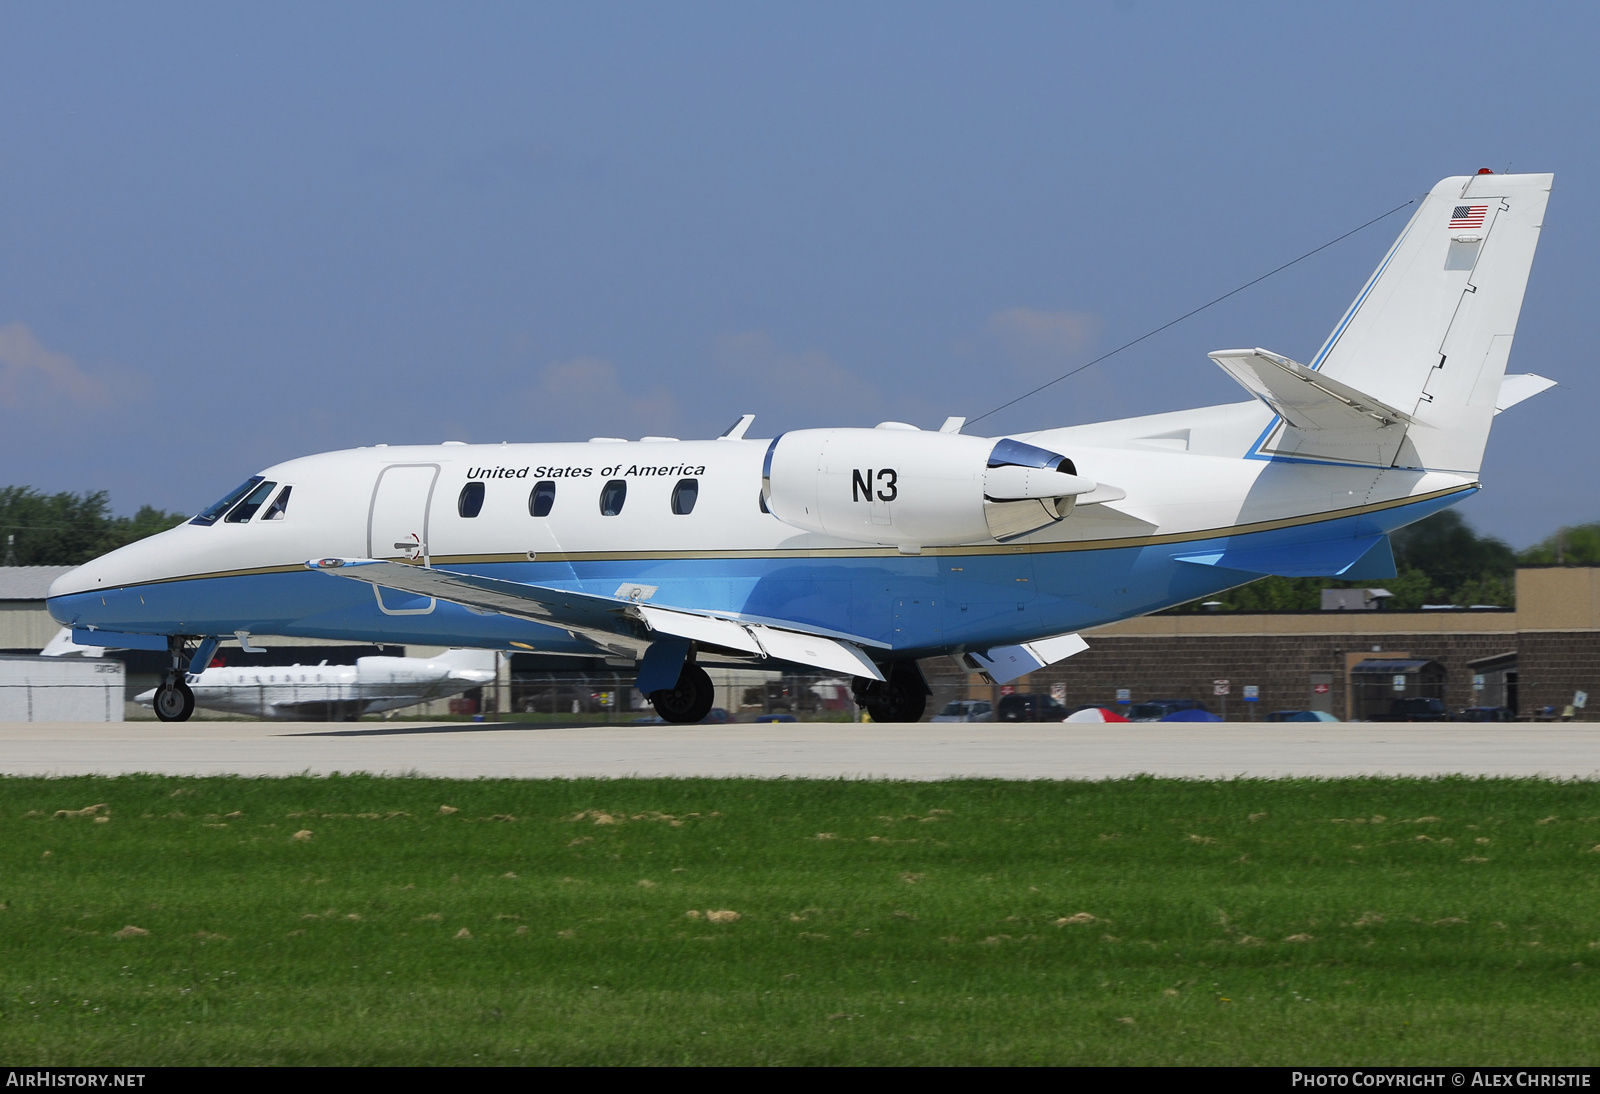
47, 172, 1557, 724
131, 648, 497, 721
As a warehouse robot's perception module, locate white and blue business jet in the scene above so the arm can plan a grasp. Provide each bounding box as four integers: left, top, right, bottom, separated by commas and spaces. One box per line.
50, 172, 1556, 723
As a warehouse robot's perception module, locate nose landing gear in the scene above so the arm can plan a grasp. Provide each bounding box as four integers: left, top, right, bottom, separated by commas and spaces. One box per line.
153, 636, 198, 723
153, 679, 195, 722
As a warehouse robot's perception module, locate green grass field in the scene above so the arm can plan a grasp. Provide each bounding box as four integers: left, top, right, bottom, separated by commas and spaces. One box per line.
2, 775, 1598, 1065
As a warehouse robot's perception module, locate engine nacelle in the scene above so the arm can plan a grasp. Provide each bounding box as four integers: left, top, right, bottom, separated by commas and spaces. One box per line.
762, 427, 1095, 547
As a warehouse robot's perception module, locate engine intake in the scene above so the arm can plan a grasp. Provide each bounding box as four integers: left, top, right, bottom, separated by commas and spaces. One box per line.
762, 427, 1095, 547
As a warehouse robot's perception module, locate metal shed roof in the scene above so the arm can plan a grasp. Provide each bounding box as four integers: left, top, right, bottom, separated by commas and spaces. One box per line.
0, 567, 74, 601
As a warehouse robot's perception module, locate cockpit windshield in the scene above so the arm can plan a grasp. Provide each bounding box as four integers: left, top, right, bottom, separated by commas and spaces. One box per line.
224, 480, 279, 523
190, 477, 264, 526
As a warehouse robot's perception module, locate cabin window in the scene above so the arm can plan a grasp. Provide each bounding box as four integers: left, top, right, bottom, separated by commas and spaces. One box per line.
262, 486, 292, 521
224, 480, 278, 523
458, 481, 485, 518
671, 478, 699, 515
529, 480, 556, 517
599, 479, 627, 516
191, 477, 263, 526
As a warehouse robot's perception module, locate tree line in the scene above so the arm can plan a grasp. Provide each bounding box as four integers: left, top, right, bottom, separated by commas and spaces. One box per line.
0, 487, 188, 567
3, 484, 1600, 612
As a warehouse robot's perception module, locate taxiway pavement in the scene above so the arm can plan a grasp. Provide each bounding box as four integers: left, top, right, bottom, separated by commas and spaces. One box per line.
1, 721, 1597, 779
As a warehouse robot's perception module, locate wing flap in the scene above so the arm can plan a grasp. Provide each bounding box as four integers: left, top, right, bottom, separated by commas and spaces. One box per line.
637, 605, 764, 655
747, 625, 883, 679
962, 631, 1089, 686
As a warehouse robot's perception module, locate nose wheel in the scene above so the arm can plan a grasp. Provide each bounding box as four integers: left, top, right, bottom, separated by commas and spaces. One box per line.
153, 679, 195, 722
154, 635, 199, 722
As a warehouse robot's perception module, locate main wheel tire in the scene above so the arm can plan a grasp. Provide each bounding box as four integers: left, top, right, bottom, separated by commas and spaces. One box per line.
864, 665, 927, 723
153, 680, 195, 722
649, 663, 715, 724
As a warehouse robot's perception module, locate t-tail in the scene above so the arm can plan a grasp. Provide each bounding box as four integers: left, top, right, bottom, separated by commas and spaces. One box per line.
1211, 171, 1554, 474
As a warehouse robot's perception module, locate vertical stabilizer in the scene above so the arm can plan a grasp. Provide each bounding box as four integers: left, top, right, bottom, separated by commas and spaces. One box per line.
1305, 172, 1552, 474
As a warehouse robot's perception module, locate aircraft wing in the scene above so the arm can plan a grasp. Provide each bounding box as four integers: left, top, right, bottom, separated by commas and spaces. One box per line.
1209, 348, 1418, 431
307, 558, 885, 681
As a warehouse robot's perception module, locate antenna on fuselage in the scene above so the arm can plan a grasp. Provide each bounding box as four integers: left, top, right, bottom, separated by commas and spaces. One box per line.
719, 414, 755, 440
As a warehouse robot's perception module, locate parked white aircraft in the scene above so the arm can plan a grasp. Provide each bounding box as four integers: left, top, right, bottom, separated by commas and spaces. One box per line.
47, 172, 1557, 724
131, 648, 498, 721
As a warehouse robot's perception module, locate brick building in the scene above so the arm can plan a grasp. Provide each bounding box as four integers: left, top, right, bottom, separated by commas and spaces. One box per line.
925, 567, 1600, 721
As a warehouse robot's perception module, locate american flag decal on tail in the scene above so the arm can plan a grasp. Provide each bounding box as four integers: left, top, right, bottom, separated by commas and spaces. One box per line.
1449, 204, 1488, 229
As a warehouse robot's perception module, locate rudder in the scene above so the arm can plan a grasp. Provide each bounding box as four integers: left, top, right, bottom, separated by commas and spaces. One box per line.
1310, 171, 1552, 474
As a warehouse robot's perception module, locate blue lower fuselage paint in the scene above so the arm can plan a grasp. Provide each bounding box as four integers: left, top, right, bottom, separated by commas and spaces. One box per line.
48, 492, 1462, 661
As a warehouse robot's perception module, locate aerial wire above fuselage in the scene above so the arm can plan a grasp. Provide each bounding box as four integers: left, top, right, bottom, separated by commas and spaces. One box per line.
965, 197, 1418, 428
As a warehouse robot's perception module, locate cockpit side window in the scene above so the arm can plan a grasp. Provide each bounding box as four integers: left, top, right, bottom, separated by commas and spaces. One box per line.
191, 476, 263, 526
261, 485, 292, 521
224, 480, 278, 523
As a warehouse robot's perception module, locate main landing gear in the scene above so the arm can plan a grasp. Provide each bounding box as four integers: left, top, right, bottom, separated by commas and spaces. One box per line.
153, 636, 196, 723
854, 662, 929, 724
649, 662, 715, 724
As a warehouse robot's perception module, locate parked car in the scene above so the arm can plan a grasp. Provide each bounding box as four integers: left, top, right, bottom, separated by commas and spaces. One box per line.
996, 694, 1067, 722
931, 700, 995, 723
1453, 706, 1515, 722
1375, 697, 1450, 722
1128, 699, 1209, 722
1266, 710, 1339, 722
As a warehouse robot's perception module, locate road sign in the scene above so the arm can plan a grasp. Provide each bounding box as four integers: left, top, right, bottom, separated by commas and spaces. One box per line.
1576, 690, 1589, 710
1392, 674, 1407, 691
1243, 685, 1259, 702
1473, 674, 1485, 690
1313, 683, 1330, 695
1115, 688, 1130, 704
1050, 683, 1067, 701
1213, 682, 1231, 696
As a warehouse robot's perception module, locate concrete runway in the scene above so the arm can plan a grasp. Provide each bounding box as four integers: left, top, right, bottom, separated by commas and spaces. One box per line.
1, 721, 1598, 779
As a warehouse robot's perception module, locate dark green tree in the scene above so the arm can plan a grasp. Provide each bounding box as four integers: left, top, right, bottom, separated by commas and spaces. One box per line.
1518, 523, 1600, 566
0, 487, 189, 566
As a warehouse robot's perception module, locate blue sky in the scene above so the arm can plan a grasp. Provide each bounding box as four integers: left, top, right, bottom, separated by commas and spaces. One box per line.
1, 2, 1594, 546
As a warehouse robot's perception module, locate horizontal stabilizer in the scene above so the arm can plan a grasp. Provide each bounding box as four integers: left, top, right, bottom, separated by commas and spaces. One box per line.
1495, 373, 1556, 414
963, 631, 1089, 686
1174, 534, 1396, 579
1210, 348, 1417, 431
